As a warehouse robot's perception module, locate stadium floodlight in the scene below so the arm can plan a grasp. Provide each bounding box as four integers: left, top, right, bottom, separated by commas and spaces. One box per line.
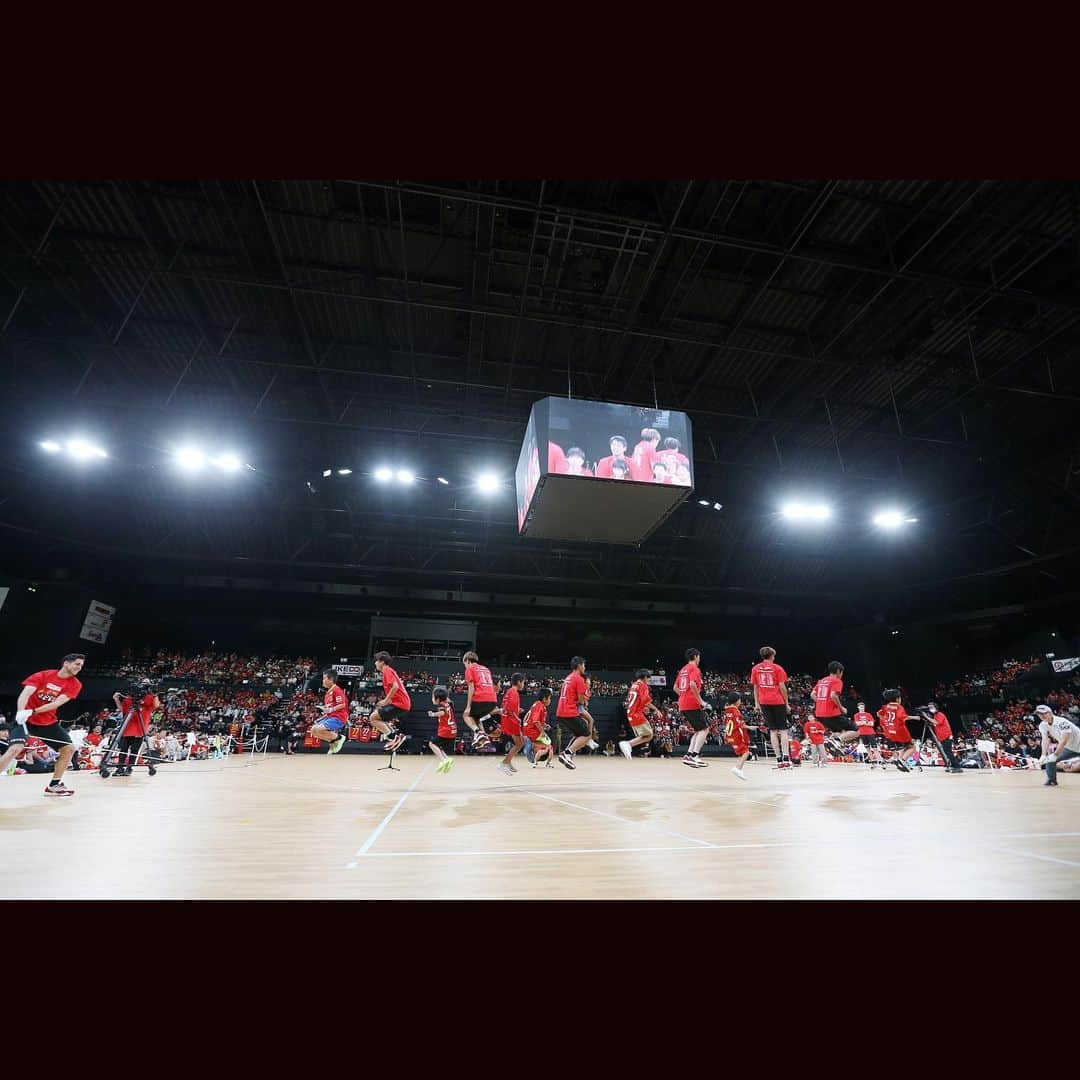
698, 499, 711, 506
871, 509, 917, 529
322, 469, 332, 478
215, 453, 243, 472
713, 503, 723, 511
374, 466, 394, 483
436, 477, 449, 485
476, 472, 500, 494
336, 468, 353, 476
780, 501, 831, 522
40, 441, 62, 453
66, 438, 108, 461
396, 468, 415, 485
175, 446, 206, 471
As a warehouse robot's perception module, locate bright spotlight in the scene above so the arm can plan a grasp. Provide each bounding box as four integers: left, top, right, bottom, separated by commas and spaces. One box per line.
396, 468, 415, 485
476, 472, 500, 494
322, 469, 332, 478
215, 453, 243, 472
175, 447, 206, 471
872, 509, 915, 529
337, 468, 353, 476
374, 467, 394, 483
67, 438, 107, 461
436, 477, 449, 485
698, 499, 711, 506
713, 502, 723, 511
781, 501, 831, 522
40, 441, 61, 453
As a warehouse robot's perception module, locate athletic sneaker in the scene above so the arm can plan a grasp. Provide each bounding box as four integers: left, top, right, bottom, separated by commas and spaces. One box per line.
497, 762, 514, 777
329, 735, 346, 754
43, 782, 74, 797
558, 751, 576, 770
587, 739, 599, 751
385, 732, 408, 753
683, 754, 707, 768
618, 740, 633, 762
1045, 779, 1058, 786
732, 767, 747, 781
894, 759, 910, 773
472, 731, 491, 749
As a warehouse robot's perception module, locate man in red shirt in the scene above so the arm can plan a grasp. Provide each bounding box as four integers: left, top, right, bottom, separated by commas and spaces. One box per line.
723, 691, 751, 780
619, 668, 662, 761
0, 653, 85, 796
523, 689, 554, 767
812, 661, 858, 750
497, 673, 526, 776
676, 647, 712, 769
310, 668, 351, 755
594, 436, 630, 479
751, 645, 792, 768
877, 689, 914, 773
561, 447, 593, 477
462, 651, 499, 749
426, 685, 456, 774
803, 717, 828, 766
656, 437, 689, 477
367, 652, 410, 752
923, 701, 962, 773
110, 688, 161, 776
556, 656, 592, 770
853, 701, 883, 768
631, 428, 661, 482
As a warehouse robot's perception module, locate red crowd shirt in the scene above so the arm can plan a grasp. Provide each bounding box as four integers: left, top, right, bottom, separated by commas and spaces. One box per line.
435, 702, 457, 739
625, 679, 652, 723
557, 671, 589, 718
789, 738, 803, 761
86, 732, 103, 747
548, 442, 567, 474
323, 684, 349, 725
523, 701, 548, 740
750, 661, 788, 706
21, 669, 83, 725
803, 719, 827, 745
932, 711, 952, 741
121, 694, 156, 738
877, 703, 911, 742
465, 663, 498, 703
853, 710, 876, 736
812, 675, 844, 718
594, 454, 631, 479
675, 663, 703, 712
381, 665, 411, 711
631, 441, 658, 481
500, 686, 521, 722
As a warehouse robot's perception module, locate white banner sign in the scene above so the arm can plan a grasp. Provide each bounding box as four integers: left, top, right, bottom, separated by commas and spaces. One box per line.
79, 599, 116, 644
1051, 657, 1080, 674
333, 664, 365, 677
79, 625, 109, 644
648, 675, 667, 687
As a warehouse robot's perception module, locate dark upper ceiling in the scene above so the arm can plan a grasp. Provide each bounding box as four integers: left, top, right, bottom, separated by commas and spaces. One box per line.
2, 179, 1079, 622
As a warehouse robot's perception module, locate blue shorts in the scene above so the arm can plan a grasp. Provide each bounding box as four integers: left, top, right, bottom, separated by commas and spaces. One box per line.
321, 717, 347, 733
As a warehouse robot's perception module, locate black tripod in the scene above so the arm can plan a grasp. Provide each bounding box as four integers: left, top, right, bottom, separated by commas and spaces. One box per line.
378, 749, 400, 772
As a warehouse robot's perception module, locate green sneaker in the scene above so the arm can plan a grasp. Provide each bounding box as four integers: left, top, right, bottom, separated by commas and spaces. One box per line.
442, 757, 454, 774
329, 735, 346, 755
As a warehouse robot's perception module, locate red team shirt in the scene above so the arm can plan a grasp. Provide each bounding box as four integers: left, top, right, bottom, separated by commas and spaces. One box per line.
595, 454, 631, 479
557, 671, 589, 718
500, 686, 522, 736
523, 701, 548, 740
435, 701, 457, 739
381, 665, 411, 711
723, 704, 749, 755
675, 663, 702, 712
465, 663, 498, 703
789, 737, 803, 762
853, 710, 876, 736
631, 440, 658, 482
22, 670, 83, 725
625, 679, 652, 724
803, 719, 826, 745
932, 711, 952, 741
877, 702, 911, 743
750, 661, 788, 706
120, 694, 157, 737
323, 684, 349, 725
812, 675, 844, 718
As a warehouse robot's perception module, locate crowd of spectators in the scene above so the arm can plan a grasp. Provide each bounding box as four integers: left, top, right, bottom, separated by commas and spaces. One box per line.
96, 649, 315, 688
932, 655, 1043, 699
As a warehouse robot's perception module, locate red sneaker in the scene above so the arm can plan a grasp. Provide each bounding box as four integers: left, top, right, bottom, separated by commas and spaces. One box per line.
43, 782, 74, 797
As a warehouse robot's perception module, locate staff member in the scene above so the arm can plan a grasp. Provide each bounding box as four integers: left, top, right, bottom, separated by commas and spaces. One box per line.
924, 701, 963, 774
1036, 704, 1080, 787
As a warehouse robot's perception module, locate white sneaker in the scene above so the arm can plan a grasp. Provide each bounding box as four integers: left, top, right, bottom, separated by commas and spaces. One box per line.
587, 739, 599, 751
618, 740, 633, 761
497, 763, 514, 777
732, 767, 747, 781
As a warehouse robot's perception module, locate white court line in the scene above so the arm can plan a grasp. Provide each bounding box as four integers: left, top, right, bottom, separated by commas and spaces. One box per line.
362, 840, 804, 859
1005, 832, 1080, 839
1000, 848, 1080, 869
509, 785, 718, 848
345, 763, 432, 867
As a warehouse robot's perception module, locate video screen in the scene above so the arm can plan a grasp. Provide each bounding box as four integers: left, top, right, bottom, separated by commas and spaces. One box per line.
514, 407, 541, 532
546, 398, 693, 488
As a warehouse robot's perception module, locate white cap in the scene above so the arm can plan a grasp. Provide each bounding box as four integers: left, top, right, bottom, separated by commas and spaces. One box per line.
1035, 705, 1052, 714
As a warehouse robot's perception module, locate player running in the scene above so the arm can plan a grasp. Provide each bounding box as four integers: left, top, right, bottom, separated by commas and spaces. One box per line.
0, 653, 85, 796
618, 669, 662, 761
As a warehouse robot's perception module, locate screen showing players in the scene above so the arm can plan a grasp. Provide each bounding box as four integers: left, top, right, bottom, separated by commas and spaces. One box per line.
546, 398, 693, 488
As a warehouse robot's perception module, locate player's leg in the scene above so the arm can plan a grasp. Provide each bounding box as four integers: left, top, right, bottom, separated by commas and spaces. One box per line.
683, 712, 709, 768
309, 723, 336, 744
42, 725, 77, 794
731, 742, 749, 780
558, 717, 591, 769
779, 728, 791, 762
1045, 746, 1080, 784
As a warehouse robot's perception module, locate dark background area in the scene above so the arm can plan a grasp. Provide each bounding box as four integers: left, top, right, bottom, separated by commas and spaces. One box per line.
2, 180, 1079, 702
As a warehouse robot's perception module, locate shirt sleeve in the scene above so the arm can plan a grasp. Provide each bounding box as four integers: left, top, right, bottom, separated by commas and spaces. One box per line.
21, 671, 47, 689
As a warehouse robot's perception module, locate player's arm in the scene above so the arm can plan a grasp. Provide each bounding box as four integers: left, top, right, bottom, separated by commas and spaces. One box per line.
380, 677, 402, 708
780, 680, 790, 712
25, 693, 72, 718
752, 679, 760, 710
830, 689, 846, 714
693, 680, 708, 710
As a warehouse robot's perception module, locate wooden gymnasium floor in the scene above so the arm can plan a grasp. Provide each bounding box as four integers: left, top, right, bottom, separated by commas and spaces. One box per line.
2, 752, 1079, 899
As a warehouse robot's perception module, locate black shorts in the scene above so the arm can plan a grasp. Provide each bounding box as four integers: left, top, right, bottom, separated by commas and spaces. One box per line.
885, 737, 911, 750
468, 700, 499, 720
376, 705, 408, 725
819, 714, 855, 733
681, 709, 709, 732
431, 735, 456, 754
760, 704, 789, 731
557, 714, 589, 739
858, 734, 879, 748
18, 721, 71, 748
